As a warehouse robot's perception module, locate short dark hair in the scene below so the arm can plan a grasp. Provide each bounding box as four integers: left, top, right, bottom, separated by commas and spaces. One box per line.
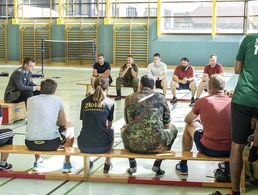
97, 53, 104, 58
153, 53, 161, 58
40, 79, 57, 94
208, 74, 225, 92
127, 54, 134, 59
209, 54, 217, 59
140, 75, 155, 90
23, 57, 35, 66
181, 57, 189, 63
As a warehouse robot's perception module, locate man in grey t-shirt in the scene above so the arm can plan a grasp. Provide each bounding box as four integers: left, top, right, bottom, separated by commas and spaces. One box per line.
25, 79, 74, 173
147, 53, 168, 96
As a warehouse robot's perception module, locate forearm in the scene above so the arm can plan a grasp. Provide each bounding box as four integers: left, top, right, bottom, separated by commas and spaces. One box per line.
186, 77, 194, 82
120, 68, 129, 77
131, 69, 137, 78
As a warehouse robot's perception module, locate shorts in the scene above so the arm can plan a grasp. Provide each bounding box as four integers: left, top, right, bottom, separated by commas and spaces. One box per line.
194, 129, 230, 157
25, 127, 67, 151
231, 102, 258, 144
0, 129, 14, 146
78, 128, 114, 154
155, 80, 163, 89
177, 83, 190, 90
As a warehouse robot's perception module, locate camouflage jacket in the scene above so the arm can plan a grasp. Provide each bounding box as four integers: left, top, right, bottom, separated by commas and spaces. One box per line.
121, 87, 171, 153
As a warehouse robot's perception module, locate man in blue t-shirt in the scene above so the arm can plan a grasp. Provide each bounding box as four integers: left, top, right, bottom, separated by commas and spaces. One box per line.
90, 54, 112, 93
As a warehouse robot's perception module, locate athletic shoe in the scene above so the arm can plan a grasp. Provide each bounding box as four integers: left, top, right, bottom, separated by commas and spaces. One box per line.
127, 159, 137, 174
63, 163, 72, 173
0, 162, 13, 171
170, 97, 177, 105
152, 159, 165, 176
127, 167, 137, 174
103, 163, 112, 174
189, 97, 195, 107
33, 156, 45, 171
218, 162, 230, 171
175, 162, 188, 175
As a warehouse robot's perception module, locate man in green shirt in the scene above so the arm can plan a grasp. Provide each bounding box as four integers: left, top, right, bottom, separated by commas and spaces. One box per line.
230, 33, 258, 195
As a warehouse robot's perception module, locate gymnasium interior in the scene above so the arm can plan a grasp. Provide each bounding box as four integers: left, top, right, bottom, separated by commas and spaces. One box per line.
0, 0, 257, 194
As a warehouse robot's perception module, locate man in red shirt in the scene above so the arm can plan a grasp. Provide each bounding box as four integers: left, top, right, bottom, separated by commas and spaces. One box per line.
175, 74, 231, 175
195, 55, 224, 102
170, 57, 196, 105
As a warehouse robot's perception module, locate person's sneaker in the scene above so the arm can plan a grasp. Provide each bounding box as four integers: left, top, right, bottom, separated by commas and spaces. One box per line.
33, 156, 45, 171
170, 97, 177, 104
103, 163, 112, 174
63, 163, 72, 173
0, 162, 13, 171
152, 159, 165, 176
209, 191, 223, 195
115, 96, 122, 101
127, 159, 137, 175
218, 162, 230, 171
175, 162, 188, 175
189, 97, 195, 107
152, 166, 165, 176
127, 167, 137, 174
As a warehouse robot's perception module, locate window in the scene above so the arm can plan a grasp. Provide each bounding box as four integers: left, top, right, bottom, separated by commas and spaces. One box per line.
161, 0, 212, 33
110, 0, 157, 18
18, 0, 58, 18
64, 0, 105, 17
0, 0, 14, 18
247, 0, 258, 33
216, 1, 245, 34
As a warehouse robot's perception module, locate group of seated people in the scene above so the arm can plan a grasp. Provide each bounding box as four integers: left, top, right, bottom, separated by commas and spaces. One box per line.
0, 56, 238, 174
90, 53, 224, 107
0, 55, 257, 195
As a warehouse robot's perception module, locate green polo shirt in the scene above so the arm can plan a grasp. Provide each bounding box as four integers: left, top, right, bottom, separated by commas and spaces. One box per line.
233, 33, 258, 108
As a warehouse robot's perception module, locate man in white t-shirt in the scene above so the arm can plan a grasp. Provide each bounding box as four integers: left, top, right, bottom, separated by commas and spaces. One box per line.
25, 79, 74, 173
147, 53, 167, 96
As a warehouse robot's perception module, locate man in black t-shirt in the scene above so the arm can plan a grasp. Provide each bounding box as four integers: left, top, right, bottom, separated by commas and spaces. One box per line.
91, 54, 112, 92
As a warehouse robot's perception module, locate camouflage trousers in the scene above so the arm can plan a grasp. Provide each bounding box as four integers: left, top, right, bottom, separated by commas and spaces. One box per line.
116, 77, 139, 92
121, 124, 178, 154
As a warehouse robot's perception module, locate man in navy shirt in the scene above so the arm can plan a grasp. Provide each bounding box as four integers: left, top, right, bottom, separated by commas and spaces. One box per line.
90, 54, 112, 94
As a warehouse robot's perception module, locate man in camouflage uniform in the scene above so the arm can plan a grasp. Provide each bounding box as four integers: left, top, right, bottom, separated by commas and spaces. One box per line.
115, 55, 139, 100
121, 75, 178, 175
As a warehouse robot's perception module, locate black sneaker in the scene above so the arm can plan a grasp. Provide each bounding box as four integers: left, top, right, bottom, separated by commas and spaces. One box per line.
152, 159, 165, 176
189, 97, 195, 107
152, 166, 165, 176
170, 97, 177, 104
127, 159, 137, 175
115, 96, 122, 101
218, 162, 230, 171
0, 162, 13, 171
103, 163, 112, 174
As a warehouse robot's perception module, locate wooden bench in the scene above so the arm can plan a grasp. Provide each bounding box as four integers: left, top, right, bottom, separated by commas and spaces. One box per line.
0, 145, 247, 192
0, 101, 26, 125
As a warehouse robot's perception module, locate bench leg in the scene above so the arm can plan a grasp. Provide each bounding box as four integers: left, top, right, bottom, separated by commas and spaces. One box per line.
83, 156, 89, 181
240, 160, 246, 193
